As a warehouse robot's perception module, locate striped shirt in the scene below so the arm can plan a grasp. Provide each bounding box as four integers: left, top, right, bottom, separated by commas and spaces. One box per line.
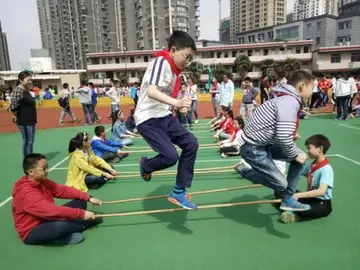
134, 56, 176, 125
238, 97, 300, 159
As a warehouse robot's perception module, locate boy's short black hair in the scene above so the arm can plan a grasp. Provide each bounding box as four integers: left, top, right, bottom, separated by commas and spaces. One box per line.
95, 125, 106, 136
244, 77, 252, 82
23, 153, 46, 175
305, 134, 331, 154
88, 82, 94, 88
63, 83, 69, 89
288, 70, 315, 87
168, 31, 196, 51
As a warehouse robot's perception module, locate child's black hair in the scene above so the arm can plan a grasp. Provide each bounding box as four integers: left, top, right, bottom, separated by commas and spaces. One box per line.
168, 30, 196, 51
68, 132, 89, 153
95, 125, 105, 137
63, 83, 69, 89
111, 109, 124, 131
23, 153, 46, 175
244, 77, 252, 82
88, 82, 94, 88
227, 109, 234, 119
234, 116, 245, 129
305, 134, 331, 154
287, 70, 315, 88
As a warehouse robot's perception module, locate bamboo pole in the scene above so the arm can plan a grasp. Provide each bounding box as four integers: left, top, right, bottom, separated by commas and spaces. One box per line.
102, 184, 263, 205
95, 198, 280, 218
126, 145, 218, 154
117, 165, 234, 175
115, 168, 234, 178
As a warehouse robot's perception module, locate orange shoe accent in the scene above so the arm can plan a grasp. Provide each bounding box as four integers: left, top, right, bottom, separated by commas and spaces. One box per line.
168, 197, 181, 206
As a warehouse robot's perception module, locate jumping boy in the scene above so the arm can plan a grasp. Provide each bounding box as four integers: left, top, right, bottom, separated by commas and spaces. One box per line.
134, 31, 198, 210
280, 134, 334, 223
235, 70, 314, 212
12, 154, 102, 246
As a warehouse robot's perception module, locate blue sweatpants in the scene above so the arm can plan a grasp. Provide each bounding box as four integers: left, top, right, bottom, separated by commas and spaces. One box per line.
137, 115, 199, 188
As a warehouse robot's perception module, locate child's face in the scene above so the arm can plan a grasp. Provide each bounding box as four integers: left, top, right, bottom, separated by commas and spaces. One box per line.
233, 120, 240, 130
298, 80, 314, 102
306, 144, 323, 159
28, 159, 49, 180
82, 138, 90, 149
244, 80, 252, 88
118, 112, 125, 121
101, 131, 106, 137
181, 85, 187, 92
170, 47, 194, 70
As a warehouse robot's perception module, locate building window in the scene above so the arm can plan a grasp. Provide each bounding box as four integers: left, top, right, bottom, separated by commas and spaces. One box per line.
317, 22, 321, 30
268, 31, 274, 40
275, 26, 299, 39
115, 58, 120, 64
263, 49, 268, 56
351, 53, 360, 62
304, 46, 310, 53
338, 20, 352, 30
337, 36, 351, 43
296, 47, 301, 54
247, 50, 253, 57
102, 59, 106, 64
331, 54, 341, 63
131, 71, 136, 77
316, 37, 321, 46
307, 23, 311, 30
217, 52, 221, 58
232, 51, 237, 57
144, 56, 149, 62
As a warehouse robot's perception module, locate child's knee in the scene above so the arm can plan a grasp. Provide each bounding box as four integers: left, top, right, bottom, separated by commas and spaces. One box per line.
163, 149, 179, 167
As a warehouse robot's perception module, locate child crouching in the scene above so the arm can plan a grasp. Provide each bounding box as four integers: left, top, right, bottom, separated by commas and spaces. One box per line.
12, 154, 103, 246
280, 134, 333, 223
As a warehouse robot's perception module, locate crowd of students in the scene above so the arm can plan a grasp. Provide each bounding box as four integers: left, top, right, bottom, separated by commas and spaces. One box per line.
10, 30, 339, 247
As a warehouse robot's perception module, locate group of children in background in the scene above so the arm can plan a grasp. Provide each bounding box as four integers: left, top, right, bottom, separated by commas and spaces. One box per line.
11, 31, 337, 247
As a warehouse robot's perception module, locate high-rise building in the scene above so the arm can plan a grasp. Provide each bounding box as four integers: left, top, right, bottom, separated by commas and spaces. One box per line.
294, 0, 338, 21
220, 17, 231, 43
0, 21, 11, 71
230, 0, 286, 44
338, 0, 360, 16
37, 0, 200, 69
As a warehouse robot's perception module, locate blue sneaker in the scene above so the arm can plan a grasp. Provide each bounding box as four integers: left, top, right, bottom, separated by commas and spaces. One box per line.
168, 192, 198, 210
280, 197, 311, 212
138, 157, 152, 182
234, 159, 251, 176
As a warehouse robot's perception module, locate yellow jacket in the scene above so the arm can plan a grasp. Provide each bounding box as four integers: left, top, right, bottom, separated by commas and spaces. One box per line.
65, 149, 112, 192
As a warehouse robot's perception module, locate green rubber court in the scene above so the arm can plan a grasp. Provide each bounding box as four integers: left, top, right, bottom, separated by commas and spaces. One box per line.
0, 116, 359, 270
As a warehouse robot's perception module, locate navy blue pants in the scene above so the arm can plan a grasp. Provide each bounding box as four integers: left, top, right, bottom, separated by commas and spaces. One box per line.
137, 115, 199, 188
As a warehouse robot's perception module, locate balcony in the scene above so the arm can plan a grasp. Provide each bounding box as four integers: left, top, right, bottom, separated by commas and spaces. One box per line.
195, 0, 200, 7
195, 10, 200, 17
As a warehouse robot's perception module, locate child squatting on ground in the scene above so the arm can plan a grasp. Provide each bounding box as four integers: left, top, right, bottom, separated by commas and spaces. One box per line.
280, 134, 334, 223
235, 70, 315, 212
12, 154, 103, 246
134, 31, 199, 210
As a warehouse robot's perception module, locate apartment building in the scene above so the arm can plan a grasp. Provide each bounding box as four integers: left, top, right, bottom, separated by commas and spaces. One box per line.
338, 0, 360, 16
86, 40, 313, 85
37, 0, 200, 69
229, 0, 286, 43
236, 14, 360, 50
0, 21, 11, 71
294, 0, 337, 21
220, 17, 231, 43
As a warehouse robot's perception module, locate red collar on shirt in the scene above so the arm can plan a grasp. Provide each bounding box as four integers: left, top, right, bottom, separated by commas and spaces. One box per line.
307, 158, 329, 190
153, 49, 181, 98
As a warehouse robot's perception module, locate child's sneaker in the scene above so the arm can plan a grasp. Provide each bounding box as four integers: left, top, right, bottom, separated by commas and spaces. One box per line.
74, 118, 80, 124
234, 159, 251, 174
138, 157, 152, 182
168, 192, 198, 210
280, 211, 300, 224
221, 153, 229, 158
194, 120, 199, 124
59, 122, 64, 126
280, 197, 311, 212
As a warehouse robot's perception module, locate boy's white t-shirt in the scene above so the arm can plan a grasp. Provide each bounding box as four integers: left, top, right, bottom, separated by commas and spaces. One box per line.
134, 56, 176, 126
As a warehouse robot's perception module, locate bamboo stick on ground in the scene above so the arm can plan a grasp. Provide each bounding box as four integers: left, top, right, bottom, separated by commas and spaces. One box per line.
102, 184, 263, 205
115, 169, 234, 178
95, 198, 280, 218
117, 165, 235, 175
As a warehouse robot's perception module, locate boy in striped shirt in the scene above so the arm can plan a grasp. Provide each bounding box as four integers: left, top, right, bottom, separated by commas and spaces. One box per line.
134, 31, 198, 210
235, 70, 315, 212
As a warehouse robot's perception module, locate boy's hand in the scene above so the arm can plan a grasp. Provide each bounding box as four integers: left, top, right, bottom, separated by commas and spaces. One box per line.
176, 97, 192, 109
294, 133, 301, 141
179, 107, 187, 114
84, 211, 95, 220
108, 168, 117, 176
295, 152, 307, 164
89, 197, 102, 206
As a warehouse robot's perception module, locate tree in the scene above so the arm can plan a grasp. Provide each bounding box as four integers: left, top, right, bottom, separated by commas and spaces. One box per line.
213, 63, 233, 82
184, 61, 203, 83
79, 71, 91, 83
234, 55, 252, 80
260, 59, 278, 78
118, 72, 128, 86
284, 58, 301, 75
137, 70, 146, 84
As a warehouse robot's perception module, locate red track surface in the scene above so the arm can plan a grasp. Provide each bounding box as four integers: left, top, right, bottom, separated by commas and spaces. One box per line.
0, 102, 331, 134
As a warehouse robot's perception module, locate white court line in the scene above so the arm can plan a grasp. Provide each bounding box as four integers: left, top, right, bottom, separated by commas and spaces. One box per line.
52, 158, 239, 171
335, 154, 360, 165
0, 127, 112, 209
338, 124, 360, 130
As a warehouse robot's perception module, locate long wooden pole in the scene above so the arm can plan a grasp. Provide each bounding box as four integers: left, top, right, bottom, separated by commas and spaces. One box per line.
127, 145, 218, 154
95, 198, 280, 218
117, 165, 235, 175
102, 184, 263, 205
115, 168, 234, 178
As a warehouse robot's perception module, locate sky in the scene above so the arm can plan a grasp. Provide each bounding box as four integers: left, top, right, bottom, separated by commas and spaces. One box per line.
0, 0, 294, 70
